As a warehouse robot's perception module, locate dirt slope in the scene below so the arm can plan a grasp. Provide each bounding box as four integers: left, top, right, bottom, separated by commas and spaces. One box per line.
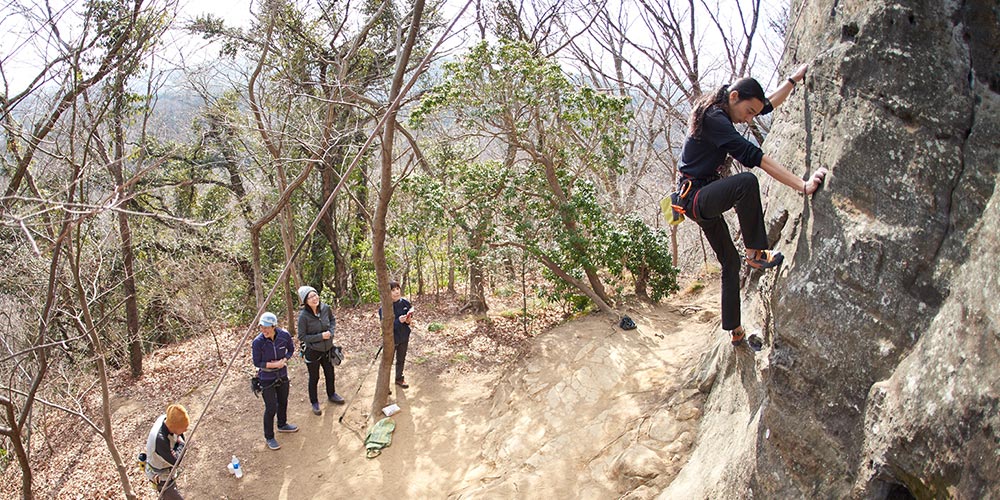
1, 282, 724, 499
179, 284, 718, 499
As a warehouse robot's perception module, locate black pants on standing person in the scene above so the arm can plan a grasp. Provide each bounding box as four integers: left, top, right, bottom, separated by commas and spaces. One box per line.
306, 349, 336, 403
394, 341, 408, 384
690, 172, 768, 331
262, 378, 289, 440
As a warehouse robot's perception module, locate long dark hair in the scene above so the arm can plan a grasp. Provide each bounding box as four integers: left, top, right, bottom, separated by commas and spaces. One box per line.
688, 85, 730, 138
688, 77, 768, 138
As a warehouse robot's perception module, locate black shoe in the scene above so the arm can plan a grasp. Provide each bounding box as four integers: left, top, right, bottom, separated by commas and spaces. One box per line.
395, 379, 409, 389
328, 393, 345, 404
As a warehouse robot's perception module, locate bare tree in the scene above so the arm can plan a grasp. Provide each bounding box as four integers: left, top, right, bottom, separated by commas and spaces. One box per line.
0, 1, 181, 497
372, 0, 428, 416
557, 0, 769, 268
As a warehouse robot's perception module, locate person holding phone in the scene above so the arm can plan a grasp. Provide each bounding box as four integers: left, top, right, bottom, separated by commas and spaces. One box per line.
379, 280, 413, 389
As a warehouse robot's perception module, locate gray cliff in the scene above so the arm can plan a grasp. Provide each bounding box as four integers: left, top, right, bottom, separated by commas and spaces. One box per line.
664, 0, 999, 497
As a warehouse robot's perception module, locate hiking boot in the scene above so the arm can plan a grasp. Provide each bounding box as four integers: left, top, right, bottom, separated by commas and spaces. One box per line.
747, 333, 764, 352
328, 393, 345, 405
266, 438, 281, 450
746, 249, 783, 269
277, 423, 299, 433
395, 379, 409, 389
311, 403, 322, 415
730, 328, 745, 346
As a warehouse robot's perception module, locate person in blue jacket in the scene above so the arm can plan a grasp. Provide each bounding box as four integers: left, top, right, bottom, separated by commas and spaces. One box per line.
297, 286, 344, 415
252, 312, 298, 450
677, 64, 827, 348
378, 280, 413, 389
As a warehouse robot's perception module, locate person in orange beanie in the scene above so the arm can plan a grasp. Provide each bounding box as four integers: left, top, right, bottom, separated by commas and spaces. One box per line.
144, 403, 189, 499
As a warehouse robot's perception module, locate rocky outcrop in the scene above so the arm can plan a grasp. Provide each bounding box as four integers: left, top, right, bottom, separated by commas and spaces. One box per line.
452, 293, 719, 498
665, 0, 999, 498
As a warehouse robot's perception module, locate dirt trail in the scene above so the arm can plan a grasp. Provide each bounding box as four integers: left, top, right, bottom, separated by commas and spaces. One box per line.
119, 283, 722, 499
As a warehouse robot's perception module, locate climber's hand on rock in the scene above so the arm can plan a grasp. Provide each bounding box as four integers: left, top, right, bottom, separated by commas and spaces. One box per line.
804, 167, 828, 195
790, 63, 808, 84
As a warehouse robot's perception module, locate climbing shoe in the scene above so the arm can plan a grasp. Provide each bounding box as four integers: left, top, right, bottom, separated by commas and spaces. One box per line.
746, 249, 784, 269
730, 329, 745, 346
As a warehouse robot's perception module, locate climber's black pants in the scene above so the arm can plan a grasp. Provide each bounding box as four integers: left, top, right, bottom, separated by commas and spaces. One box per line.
690, 172, 768, 331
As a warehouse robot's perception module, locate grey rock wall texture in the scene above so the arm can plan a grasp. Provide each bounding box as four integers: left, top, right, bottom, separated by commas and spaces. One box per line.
668, 0, 999, 498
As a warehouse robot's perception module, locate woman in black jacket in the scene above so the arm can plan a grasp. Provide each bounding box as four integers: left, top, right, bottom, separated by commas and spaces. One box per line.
297, 286, 344, 415
677, 65, 826, 349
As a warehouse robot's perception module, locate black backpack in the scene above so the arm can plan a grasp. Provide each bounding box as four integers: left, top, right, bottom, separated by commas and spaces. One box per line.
619, 315, 637, 331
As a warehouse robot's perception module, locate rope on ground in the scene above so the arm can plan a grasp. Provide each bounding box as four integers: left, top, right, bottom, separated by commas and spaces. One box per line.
162, 2, 477, 494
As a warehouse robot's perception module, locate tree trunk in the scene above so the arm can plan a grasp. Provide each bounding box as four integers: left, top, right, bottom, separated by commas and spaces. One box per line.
309, 232, 328, 295
246, 7, 308, 316
112, 71, 142, 378
251, 231, 265, 307
635, 265, 651, 302
415, 243, 425, 295
371, 0, 425, 420
275, 160, 300, 326
462, 232, 488, 313
538, 156, 614, 306
105, 73, 143, 378
446, 227, 456, 293
0, 396, 31, 500
249, 162, 313, 313
670, 225, 679, 272
118, 211, 142, 377
430, 242, 440, 299
67, 235, 136, 500
501, 242, 616, 315
319, 150, 350, 299
350, 166, 370, 301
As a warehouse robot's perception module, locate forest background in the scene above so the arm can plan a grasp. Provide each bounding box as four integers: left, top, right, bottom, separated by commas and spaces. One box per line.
0, 0, 793, 497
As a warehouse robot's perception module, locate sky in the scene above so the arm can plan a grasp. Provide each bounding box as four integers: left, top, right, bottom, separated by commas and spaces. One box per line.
1, 0, 788, 101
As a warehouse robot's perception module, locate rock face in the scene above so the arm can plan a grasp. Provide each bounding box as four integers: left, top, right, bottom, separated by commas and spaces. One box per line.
665, 0, 999, 498
453, 294, 718, 498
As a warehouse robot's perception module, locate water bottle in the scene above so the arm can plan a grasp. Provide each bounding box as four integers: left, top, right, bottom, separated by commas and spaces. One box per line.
228, 455, 243, 478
